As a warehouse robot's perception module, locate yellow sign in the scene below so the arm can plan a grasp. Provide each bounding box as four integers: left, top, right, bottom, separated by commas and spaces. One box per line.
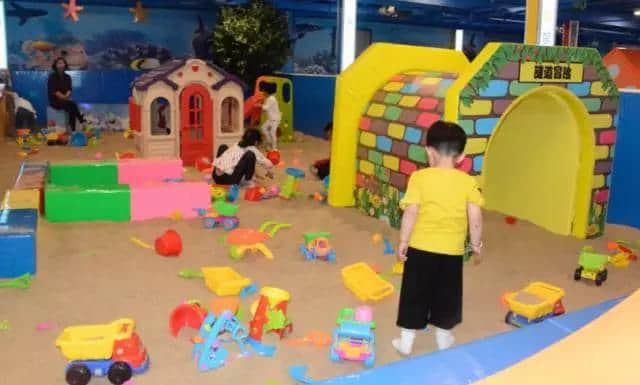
520, 62, 584, 83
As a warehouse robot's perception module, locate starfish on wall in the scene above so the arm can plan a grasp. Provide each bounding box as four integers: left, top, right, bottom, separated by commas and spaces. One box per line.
130, 1, 147, 23
61, 0, 84, 22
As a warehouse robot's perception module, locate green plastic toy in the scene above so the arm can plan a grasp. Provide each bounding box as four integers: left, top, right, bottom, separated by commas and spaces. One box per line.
575, 247, 609, 286
0, 320, 9, 331
0, 274, 32, 289
178, 269, 204, 279
279, 168, 305, 199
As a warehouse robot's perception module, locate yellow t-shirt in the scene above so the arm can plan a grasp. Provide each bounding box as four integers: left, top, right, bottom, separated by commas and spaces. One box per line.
400, 167, 484, 256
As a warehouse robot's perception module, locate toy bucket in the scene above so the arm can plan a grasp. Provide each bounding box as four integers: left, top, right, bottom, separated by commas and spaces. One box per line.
155, 229, 182, 257
244, 186, 263, 201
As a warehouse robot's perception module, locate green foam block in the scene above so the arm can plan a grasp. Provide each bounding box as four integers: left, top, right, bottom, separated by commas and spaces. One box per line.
48, 162, 119, 187
45, 184, 131, 222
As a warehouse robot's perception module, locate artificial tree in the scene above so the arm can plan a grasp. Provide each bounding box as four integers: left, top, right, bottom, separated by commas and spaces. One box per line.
212, 0, 291, 90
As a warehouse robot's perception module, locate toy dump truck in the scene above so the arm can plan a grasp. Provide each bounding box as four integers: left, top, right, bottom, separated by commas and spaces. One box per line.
575, 247, 609, 286
504, 282, 565, 327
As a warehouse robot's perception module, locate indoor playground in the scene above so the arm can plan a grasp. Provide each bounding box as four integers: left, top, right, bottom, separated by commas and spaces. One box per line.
1, 1, 640, 385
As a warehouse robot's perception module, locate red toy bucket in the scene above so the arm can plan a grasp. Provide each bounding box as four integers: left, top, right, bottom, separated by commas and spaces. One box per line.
244, 186, 263, 201
155, 229, 183, 257
267, 150, 281, 166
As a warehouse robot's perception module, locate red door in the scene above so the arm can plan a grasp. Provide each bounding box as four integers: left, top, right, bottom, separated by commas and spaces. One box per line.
180, 84, 213, 166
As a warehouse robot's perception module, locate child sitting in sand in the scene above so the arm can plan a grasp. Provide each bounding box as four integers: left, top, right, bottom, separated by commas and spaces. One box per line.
393, 121, 484, 355
212, 129, 274, 187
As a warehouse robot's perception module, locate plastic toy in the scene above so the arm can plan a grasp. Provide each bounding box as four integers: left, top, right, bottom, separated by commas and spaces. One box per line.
383, 238, 394, 255
607, 242, 637, 268
288, 365, 319, 384
202, 267, 252, 296
210, 297, 240, 317
341, 262, 394, 302
169, 303, 208, 337
503, 282, 565, 327
154, 229, 182, 257
391, 262, 404, 275
371, 233, 383, 244
300, 232, 336, 262
249, 287, 293, 349
227, 221, 291, 260
244, 186, 263, 201
55, 319, 149, 385
287, 330, 332, 347
280, 168, 305, 199
0, 273, 32, 289
330, 305, 376, 367
267, 150, 281, 166
192, 311, 250, 371
260, 186, 281, 200
575, 247, 609, 286
196, 201, 239, 231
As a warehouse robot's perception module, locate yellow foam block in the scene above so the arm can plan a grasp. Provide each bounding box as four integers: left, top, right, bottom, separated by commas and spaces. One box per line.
590, 81, 609, 96
589, 114, 613, 129
398, 95, 420, 107
465, 138, 488, 155
420, 77, 442, 85
367, 103, 386, 118
1, 189, 40, 210
359, 131, 377, 147
460, 100, 493, 116
387, 123, 405, 139
476, 290, 640, 385
594, 145, 609, 160
359, 160, 375, 175
383, 82, 405, 92
592, 175, 605, 189
383, 155, 400, 171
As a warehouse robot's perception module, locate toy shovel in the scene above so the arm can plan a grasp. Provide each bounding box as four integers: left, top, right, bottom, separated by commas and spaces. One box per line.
178, 269, 204, 279
0, 274, 32, 289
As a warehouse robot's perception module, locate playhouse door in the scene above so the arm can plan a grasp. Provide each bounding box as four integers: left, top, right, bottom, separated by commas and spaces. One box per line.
180, 84, 213, 166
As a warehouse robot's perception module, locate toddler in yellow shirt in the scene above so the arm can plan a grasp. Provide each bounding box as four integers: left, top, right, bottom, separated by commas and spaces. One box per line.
393, 121, 484, 355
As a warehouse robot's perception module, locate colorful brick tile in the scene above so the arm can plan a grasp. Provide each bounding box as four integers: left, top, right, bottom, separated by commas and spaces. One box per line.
377, 136, 393, 152
384, 82, 405, 92
460, 100, 492, 116
372, 91, 386, 103
475, 118, 499, 136
399, 110, 421, 125
360, 131, 377, 147
610, 145, 615, 158
399, 95, 420, 108
418, 84, 438, 96
594, 188, 609, 204
473, 155, 484, 172
392, 140, 409, 157
384, 93, 403, 105
388, 123, 406, 139
595, 160, 612, 174
591, 81, 608, 96
457, 157, 472, 173
367, 103, 386, 118
459, 120, 475, 135
465, 138, 487, 155
401, 83, 421, 94
377, 167, 390, 183
493, 99, 512, 115
581, 98, 602, 112
390, 172, 407, 190
400, 160, 418, 175
359, 160, 374, 176
420, 77, 442, 85
567, 82, 592, 97
602, 98, 618, 111
416, 112, 440, 128
599, 130, 616, 145
356, 173, 365, 187
583, 66, 598, 81
404, 126, 423, 144
435, 79, 455, 97
589, 114, 613, 129
383, 155, 400, 171
479, 80, 509, 97
368, 150, 383, 165
391, 75, 405, 82
384, 106, 403, 121
497, 62, 520, 79
509, 81, 539, 96
418, 98, 439, 111
370, 119, 388, 135
408, 144, 427, 163
594, 145, 609, 160
592, 175, 605, 189
359, 117, 371, 131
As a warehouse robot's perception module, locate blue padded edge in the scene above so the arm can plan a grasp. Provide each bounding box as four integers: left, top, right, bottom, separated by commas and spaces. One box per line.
0, 209, 38, 232
317, 297, 624, 385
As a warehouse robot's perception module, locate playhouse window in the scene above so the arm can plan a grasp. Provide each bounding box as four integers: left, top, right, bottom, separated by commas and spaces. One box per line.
221, 97, 240, 133
189, 94, 204, 140
150, 97, 171, 136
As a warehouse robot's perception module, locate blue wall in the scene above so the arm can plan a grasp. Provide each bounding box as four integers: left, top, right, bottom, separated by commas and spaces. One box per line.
607, 91, 640, 230
285, 73, 336, 137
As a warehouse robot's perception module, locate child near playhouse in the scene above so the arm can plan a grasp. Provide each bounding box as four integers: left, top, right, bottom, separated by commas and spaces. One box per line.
212, 128, 274, 187
258, 83, 281, 150
393, 121, 484, 355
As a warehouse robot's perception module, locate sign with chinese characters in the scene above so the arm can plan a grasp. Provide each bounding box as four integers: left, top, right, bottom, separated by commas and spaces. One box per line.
519, 62, 584, 83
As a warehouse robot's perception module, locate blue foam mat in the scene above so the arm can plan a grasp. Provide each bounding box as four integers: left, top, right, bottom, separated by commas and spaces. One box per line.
315, 297, 623, 385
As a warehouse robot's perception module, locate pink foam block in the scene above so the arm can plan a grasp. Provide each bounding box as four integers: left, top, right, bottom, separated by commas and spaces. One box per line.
130, 182, 210, 221
118, 159, 184, 185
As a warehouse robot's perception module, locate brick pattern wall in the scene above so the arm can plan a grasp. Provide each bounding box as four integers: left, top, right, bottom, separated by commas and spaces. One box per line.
355, 71, 458, 227
459, 61, 617, 237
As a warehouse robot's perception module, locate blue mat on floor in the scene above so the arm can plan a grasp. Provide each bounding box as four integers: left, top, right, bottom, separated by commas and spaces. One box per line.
315, 297, 623, 385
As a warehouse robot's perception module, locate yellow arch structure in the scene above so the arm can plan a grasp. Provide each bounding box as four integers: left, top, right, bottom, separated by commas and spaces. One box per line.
328, 43, 469, 207
482, 86, 595, 238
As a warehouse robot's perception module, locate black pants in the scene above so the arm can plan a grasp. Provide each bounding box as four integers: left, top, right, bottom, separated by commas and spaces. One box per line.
15, 107, 37, 131
51, 100, 84, 131
396, 248, 463, 330
212, 145, 256, 185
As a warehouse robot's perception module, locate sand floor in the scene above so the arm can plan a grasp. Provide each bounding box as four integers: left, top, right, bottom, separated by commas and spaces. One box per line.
1, 133, 639, 385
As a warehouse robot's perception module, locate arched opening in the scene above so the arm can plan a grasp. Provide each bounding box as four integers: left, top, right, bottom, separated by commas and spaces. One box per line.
482, 86, 594, 238
220, 97, 240, 133
150, 97, 171, 136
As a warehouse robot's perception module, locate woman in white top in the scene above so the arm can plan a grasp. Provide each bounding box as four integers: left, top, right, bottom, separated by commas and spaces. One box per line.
258, 83, 281, 150
212, 129, 273, 186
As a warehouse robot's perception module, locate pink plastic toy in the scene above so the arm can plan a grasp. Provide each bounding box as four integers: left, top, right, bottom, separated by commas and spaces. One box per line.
354, 305, 373, 323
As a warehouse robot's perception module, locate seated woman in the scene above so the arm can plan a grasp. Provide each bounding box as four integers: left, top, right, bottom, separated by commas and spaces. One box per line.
212, 129, 273, 186
47, 57, 85, 132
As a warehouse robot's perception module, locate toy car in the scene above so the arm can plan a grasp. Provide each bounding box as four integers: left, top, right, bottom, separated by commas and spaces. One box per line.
330, 306, 375, 367
198, 201, 239, 231
574, 247, 609, 286
504, 282, 565, 327
300, 232, 336, 262
55, 319, 149, 385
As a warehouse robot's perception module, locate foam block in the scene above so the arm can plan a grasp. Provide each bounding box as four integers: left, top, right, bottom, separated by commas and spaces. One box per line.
45, 184, 131, 222
49, 162, 118, 187
117, 158, 184, 186
130, 182, 209, 221
0, 209, 38, 278
14, 162, 48, 213
1, 189, 40, 210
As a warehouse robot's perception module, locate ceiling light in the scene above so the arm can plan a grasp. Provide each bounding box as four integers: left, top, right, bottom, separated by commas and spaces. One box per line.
634, 9, 640, 16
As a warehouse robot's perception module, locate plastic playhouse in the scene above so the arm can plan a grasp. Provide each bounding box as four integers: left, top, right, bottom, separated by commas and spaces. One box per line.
330, 305, 376, 367
341, 262, 394, 302
575, 247, 609, 286
504, 282, 566, 327
300, 232, 336, 262
55, 319, 149, 385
